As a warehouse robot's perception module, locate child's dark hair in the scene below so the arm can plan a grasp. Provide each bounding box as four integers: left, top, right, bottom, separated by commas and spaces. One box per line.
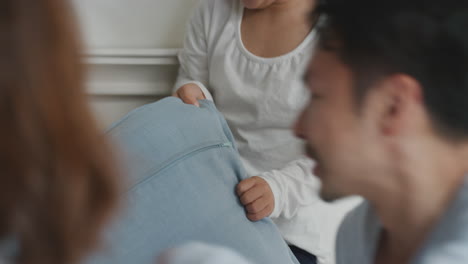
314, 0, 468, 139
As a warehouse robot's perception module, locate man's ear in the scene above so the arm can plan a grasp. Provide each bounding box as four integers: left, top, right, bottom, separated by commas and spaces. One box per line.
377, 74, 423, 136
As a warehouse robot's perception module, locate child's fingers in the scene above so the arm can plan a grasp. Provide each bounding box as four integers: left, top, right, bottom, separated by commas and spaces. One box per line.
247, 204, 274, 222
196, 93, 206, 100
236, 177, 258, 196
179, 92, 200, 107
239, 187, 263, 205
174, 84, 206, 107
245, 196, 269, 214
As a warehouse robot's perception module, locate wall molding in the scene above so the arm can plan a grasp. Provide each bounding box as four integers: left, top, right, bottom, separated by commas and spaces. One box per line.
85, 48, 180, 96
88, 83, 173, 96
85, 48, 180, 65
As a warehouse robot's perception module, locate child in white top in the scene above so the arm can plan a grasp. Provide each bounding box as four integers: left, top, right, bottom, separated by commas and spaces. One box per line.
173, 0, 360, 263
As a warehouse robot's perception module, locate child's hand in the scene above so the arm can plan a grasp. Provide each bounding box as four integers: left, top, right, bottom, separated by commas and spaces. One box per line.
173, 83, 206, 107
236, 176, 274, 221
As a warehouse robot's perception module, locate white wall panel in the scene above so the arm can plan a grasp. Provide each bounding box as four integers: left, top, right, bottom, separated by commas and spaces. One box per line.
72, 0, 198, 126
73, 0, 198, 49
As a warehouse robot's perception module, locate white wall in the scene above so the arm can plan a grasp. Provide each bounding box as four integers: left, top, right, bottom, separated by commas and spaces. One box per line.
73, 0, 198, 49
73, 0, 199, 127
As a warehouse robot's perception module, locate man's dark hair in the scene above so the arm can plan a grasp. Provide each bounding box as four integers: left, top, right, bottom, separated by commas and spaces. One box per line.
314, 0, 468, 139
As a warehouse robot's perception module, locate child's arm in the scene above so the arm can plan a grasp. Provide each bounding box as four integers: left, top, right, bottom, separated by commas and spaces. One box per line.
237, 158, 321, 220
173, 0, 214, 106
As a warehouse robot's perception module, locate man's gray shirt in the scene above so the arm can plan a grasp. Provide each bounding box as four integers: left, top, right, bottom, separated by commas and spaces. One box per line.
336, 176, 468, 264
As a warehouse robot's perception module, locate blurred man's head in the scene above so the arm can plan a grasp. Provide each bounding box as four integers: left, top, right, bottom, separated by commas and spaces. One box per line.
295, 0, 468, 201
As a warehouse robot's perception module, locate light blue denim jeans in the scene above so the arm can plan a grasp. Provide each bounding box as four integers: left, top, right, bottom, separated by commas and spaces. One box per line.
85, 98, 299, 264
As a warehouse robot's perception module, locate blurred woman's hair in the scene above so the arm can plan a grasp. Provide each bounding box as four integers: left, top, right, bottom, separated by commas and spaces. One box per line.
0, 0, 119, 263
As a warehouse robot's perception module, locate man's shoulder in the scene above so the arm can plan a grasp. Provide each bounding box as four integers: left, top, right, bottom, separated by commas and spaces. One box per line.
412, 177, 468, 264
335, 200, 380, 264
